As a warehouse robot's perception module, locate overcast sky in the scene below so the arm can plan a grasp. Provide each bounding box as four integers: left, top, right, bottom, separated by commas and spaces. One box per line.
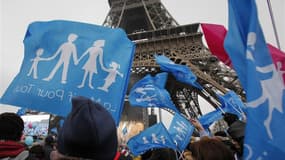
0, 0, 284, 114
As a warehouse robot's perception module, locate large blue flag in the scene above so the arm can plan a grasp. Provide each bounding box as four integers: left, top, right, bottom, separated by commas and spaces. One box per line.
198, 108, 223, 129
217, 91, 246, 120
155, 55, 203, 89
129, 72, 179, 112
168, 113, 194, 151
224, 0, 285, 159
0, 20, 135, 125
127, 122, 177, 156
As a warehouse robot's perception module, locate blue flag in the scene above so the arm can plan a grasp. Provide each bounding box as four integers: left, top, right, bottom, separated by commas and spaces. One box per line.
217, 91, 246, 119
129, 72, 179, 112
155, 55, 203, 89
0, 20, 135, 125
168, 113, 194, 151
127, 122, 177, 156
17, 107, 27, 116
224, 0, 285, 158
198, 109, 223, 129
122, 126, 128, 136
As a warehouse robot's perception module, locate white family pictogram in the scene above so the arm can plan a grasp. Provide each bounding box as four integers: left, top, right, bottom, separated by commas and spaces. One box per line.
245, 32, 284, 139
27, 48, 47, 79
27, 33, 123, 92
43, 33, 78, 84
77, 40, 106, 89
134, 85, 157, 103
142, 133, 167, 145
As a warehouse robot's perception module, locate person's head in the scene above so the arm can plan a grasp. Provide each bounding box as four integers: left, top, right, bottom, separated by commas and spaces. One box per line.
148, 148, 176, 160
29, 144, 45, 159
223, 112, 239, 126
227, 120, 246, 157
54, 96, 118, 160
227, 120, 245, 140
0, 112, 24, 141
93, 40, 105, 47
67, 33, 78, 42
188, 137, 234, 160
36, 48, 44, 56
110, 61, 120, 69
214, 130, 228, 137
45, 134, 56, 146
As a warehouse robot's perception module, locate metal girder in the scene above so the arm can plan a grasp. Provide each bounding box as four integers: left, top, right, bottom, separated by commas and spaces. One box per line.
103, 0, 244, 126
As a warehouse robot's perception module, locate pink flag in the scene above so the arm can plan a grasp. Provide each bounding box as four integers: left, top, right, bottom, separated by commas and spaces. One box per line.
268, 43, 285, 83
201, 23, 285, 83
201, 23, 232, 67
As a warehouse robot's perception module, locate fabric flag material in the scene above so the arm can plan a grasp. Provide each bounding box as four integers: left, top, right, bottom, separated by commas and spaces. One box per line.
198, 108, 223, 129
268, 44, 285, 84
127, 122, 177, 156
201, 23, 285, 84
168, 113, 194, 151
224, 0, 285, 159
129, 72, 179, 112
0, 20, 135, 125
201, 23, 232, 67
217, 91, 246, 119
17, 107, 27, 116
155, 55, 203, 89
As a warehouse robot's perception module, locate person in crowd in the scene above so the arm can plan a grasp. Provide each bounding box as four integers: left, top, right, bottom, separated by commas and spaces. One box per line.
50, 96, 118, 160
189, 118, 209, 137
187, 137, 235, 160
213, 130, 238, 157
28, 144, 45, 160
115, 145, 132, 160
0, 112, 29, 160
223, 112, 239, 126
140, 150, 153, 160
43, 135, 56, 160
146, 148, 177, 160
223, 112, 246, 159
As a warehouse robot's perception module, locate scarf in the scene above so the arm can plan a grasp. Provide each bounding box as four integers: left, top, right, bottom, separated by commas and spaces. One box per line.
0, 141, 26, 158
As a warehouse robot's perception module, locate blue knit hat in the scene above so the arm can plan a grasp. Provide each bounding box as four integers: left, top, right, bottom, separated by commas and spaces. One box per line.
57, 96, 118, 159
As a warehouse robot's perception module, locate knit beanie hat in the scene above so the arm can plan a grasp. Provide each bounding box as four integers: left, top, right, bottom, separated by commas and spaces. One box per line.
0, 112, 24, 141
57, 96, 118, 159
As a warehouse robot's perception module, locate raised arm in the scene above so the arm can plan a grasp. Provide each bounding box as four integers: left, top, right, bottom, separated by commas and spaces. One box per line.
116, 71, 123, 78
190, 118, 209, 137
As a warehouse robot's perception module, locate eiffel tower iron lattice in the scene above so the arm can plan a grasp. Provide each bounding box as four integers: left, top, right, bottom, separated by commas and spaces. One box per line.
102, 0, 245, 127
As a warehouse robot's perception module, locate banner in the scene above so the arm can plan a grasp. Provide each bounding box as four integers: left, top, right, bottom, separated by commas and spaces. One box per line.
198, 109, 223, 129
217, 91, 246, 119
127, 122, 177, 156
168, 113, 194, 151
129, 72, 179, 112
0, 20, 135, 125
224, 0, 285, 158
155, 55, 203, 89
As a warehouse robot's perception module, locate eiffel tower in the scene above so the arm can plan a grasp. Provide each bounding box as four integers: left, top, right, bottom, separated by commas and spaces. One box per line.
102, 0, 244, 126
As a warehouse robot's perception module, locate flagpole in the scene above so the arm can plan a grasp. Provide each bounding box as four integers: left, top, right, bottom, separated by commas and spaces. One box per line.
266, 0, 281, 50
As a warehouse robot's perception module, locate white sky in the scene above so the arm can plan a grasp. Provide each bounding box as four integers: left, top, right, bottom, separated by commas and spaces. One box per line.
21, 114, 50, 122
0, 0, 284, 114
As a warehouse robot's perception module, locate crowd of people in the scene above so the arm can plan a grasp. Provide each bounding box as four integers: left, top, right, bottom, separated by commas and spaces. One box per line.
0, 96, 245, 160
